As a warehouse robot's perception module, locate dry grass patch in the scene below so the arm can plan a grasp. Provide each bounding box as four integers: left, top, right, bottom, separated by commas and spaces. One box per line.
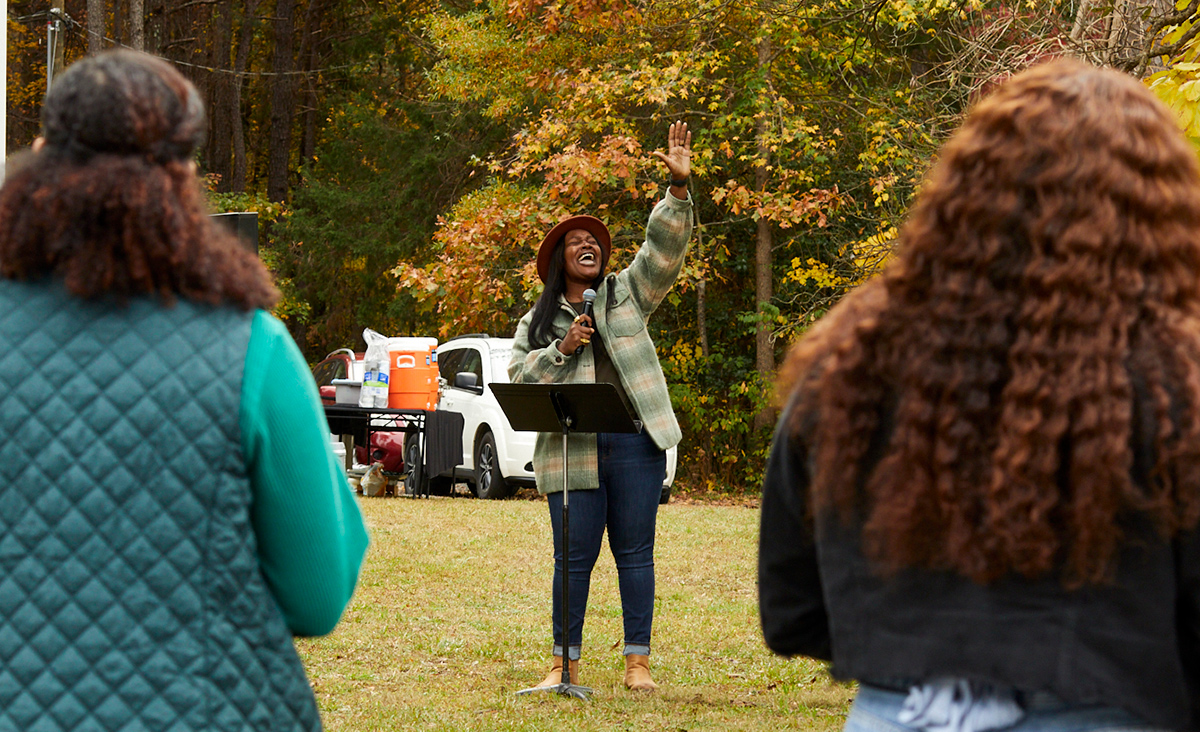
297, 496, 853, 731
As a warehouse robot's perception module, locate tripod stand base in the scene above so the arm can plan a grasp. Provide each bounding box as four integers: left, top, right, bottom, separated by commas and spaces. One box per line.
514, 682, 594, 700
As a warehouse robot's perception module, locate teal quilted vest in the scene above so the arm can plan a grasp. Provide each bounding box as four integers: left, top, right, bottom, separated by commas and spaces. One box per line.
0, 280, 321, 731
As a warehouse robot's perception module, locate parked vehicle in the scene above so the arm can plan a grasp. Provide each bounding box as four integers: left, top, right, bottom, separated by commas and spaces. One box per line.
315, 339, 679, 501
431, 335, 677, 502
312, 348, 361, 406
312, 348, 404, 474
431, 335, 536, 499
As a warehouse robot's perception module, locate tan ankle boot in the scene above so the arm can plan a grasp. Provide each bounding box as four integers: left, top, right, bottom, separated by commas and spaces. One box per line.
536, 656, 580, 687
623, 653, 658, 691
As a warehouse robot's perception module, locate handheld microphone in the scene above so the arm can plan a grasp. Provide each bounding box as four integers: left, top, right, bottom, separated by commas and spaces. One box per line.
575, 288, 597, 356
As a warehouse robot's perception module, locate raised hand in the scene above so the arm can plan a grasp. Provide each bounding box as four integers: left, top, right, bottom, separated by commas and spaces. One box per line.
652, 121, 691, 184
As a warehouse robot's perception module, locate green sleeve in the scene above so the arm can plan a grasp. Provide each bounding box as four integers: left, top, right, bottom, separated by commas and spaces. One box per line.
240, 310, 369, 636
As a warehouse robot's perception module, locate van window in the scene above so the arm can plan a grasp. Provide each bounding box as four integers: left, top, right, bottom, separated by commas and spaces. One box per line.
457, 349, 484, 388
438, 349, 464, 382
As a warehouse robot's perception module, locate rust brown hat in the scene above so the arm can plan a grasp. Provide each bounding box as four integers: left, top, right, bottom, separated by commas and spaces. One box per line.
537, 215, 612, 283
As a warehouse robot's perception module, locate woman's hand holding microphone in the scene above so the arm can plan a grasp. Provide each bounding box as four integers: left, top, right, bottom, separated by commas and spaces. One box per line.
558, 313, 594, 356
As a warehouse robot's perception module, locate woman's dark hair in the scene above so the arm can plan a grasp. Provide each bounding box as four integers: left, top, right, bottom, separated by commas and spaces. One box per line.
528, 234, 607, 349
0, 49, 278, 310
779, 58, 1200, 586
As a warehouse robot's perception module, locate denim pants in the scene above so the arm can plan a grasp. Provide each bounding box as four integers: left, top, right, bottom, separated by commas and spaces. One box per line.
547, 430, 665, 660
845, 684, 1169, 732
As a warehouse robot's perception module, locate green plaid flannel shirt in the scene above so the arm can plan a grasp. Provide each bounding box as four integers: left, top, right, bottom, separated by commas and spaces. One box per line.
508, 191, 694, 494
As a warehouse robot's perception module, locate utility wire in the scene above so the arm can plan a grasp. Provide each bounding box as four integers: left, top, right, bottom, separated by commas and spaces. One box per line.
15, 11, 357, 79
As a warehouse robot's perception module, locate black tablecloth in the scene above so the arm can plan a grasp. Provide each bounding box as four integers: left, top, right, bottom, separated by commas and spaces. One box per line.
423, 410, 464, 477
322, 405, 463, 477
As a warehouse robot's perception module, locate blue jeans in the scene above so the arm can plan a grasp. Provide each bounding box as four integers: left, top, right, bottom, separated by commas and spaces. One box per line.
547, 430, 665, 660
846, 684, 1168, 732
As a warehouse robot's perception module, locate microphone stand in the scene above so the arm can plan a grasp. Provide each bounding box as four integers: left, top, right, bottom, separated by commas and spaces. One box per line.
492, 383, 639, 702
515, 397, 593, 700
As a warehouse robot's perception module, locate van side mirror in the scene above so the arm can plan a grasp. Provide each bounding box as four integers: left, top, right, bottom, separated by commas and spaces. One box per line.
454, 372, 483, 394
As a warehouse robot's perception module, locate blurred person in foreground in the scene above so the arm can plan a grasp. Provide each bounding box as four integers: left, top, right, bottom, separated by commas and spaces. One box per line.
509, 122, 693, 691
0, 50, 368, 731
760, 58, 1200, 732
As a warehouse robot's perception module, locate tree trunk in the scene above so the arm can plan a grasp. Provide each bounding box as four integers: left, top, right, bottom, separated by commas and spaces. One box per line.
87, 0, 105, 55
1070, 0, 1096, 42
231, 0, 261, 193
1105, 0, 1133, 64
752, 34, 776, 433
143, 0, 164, 55
207, 0, 234, 190
694, 207, 712, 485
297, 0, 324, 167
114, 0, 124, 50
129, 0, 144, 51
1075, 0, 1175, 69
267, 0, 298, 202
697, 237, 709, 360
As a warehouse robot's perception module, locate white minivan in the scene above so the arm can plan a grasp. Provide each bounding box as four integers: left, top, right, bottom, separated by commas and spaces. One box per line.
432, 335, 677, 501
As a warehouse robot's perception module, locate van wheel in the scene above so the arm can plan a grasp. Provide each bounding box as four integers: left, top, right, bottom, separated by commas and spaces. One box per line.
473, 431, 510, 499
403, 434, 423, 496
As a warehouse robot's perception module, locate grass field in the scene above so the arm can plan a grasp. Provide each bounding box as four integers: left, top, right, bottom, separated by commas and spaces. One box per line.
295, 493, 853, 731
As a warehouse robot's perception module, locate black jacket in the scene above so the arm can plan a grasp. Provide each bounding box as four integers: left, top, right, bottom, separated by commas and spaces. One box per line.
758, 396, 1200, 731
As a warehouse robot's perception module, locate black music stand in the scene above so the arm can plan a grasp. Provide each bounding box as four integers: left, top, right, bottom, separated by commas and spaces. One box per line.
491, 383, 641, 701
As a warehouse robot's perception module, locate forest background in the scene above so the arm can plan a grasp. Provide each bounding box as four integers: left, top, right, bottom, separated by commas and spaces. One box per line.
8, 0, 1200, 493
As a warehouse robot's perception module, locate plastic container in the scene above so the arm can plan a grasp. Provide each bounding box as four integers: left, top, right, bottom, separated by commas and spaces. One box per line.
332, 378, 361, 405
359, 358, 390, 408
329, 433, 347, 469
387, 337, 439, 410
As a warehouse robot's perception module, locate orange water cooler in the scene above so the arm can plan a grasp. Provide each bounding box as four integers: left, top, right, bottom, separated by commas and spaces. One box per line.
387, 337, 439, 410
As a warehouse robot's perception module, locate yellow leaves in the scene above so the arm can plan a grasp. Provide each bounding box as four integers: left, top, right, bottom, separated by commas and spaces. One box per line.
846, 225, 899, 278
666, 339, 704, 375
871, 174, 898, 207
1181, 105, 1197, 135
535, 134, 651, 204
1147, 59, 1200, 148
787, 258, 846, 289
710, 179, 841, 228
711, 183, 752, 215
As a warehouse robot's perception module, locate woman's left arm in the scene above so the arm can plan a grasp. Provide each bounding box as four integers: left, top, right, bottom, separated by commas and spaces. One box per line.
623, 122, 695, 317
1176, 528, 1200, 725
654, 120, 691, 204
241, 311, 369, 637
759, 401, 832, 660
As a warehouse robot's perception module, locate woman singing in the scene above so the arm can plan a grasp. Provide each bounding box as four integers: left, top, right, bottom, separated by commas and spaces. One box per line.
510, 122, 693, 692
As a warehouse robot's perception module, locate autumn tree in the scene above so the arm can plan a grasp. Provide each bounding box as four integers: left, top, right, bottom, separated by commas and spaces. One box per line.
405, 0, 867, 484
11, 0, 1200, 491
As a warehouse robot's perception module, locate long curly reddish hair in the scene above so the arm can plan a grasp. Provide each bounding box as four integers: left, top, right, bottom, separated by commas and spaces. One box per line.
0, 50, 277, 310
780, 59, 1200, 586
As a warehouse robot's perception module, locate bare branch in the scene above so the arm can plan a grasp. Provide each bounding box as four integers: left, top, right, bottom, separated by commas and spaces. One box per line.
1141, 0, 1200, 68
165, 0, 219, 12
